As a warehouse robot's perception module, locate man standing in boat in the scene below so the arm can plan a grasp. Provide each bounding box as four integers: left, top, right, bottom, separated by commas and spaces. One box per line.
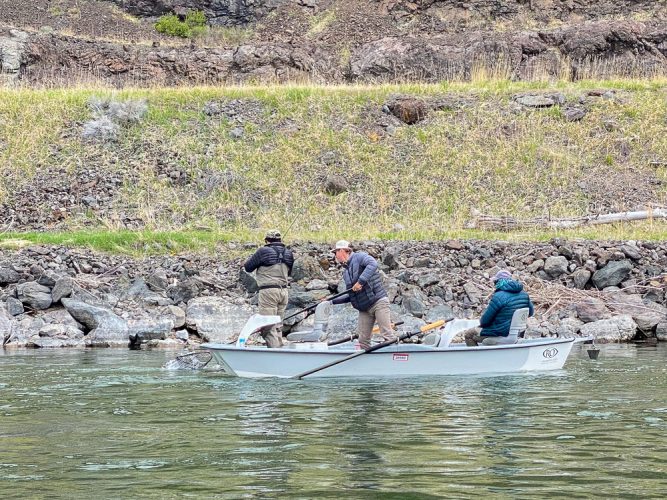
243, 230, 295, 348
330, 240, 395, 349
464, 269, 534, 346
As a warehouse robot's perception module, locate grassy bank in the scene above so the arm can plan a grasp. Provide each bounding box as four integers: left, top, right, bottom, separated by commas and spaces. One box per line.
1, 79, 667, 251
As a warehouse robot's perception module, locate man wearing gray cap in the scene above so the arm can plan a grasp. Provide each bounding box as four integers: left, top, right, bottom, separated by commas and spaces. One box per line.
330, 240, 394, 349
464, 270, 534, 346
244, 230, 295, 347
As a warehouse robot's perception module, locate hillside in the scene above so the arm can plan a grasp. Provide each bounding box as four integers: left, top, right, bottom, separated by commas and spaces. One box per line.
1, 80, 666, 242
1, 0, 667, 86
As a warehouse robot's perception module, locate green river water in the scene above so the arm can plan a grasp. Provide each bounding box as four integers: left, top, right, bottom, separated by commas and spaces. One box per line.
1, 344, 666, 499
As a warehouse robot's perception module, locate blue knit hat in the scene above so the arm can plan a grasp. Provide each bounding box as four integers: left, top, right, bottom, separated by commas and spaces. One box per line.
493, 270, 512, 282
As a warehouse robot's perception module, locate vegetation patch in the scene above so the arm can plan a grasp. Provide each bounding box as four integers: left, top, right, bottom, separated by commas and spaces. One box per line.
155, 10, 207, 38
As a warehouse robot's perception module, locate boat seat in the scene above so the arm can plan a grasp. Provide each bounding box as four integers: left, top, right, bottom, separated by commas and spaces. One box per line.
481, 308, 529, 345
437, 319, 480, 348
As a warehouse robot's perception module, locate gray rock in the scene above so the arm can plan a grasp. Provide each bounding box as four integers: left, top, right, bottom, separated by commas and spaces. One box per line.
0, 266, 20, 285
527, 259, 544, 272
61, 298, 129, 347
146, 269, 169, 291
41, 307, 83, 329
382, 246, 401, 270
564, 107, 586, 122
555, 317, 584, 337
620, 244, 642, 260
608, 293, 667, 332
185, 296, 254, 343
17, 282, 52, 310
326, 304, 359, 342
51, 276, 74, 303
425, 304, 454, 323
579, 315, 637, 343
402, 296, 425, 318
462, 282, 483, 304
416, 273, 439, 288
128, 318, 173, 340
239, 268, 258, 293
515, 94, 557, 108
656, 322, 667, 341
160, 305, 186, 329
229, 127, 244, 139
167, 279, 200, 304
544, 256, 568, 277
575, 298, 611, 323
6, 297, 24, 316
571, 269, 591, 289
305, 279, 329, 291
290, 255, 326, 282
0, 308, 15, 344
37, 323, 84, 339
37, 269, 59, 287
323, 174, 348, 195
592, 260, 633, 289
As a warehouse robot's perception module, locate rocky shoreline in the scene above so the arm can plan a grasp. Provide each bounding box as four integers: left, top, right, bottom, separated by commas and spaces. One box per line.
2, 238, 666, 350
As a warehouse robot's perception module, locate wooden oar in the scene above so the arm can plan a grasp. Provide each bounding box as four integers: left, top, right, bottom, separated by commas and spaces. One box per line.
293, 319, 448, 380
327, 321, 405, 346
282, 288, 352, 322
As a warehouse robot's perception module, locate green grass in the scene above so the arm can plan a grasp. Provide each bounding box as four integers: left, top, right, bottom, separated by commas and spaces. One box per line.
1, 79, 667, 253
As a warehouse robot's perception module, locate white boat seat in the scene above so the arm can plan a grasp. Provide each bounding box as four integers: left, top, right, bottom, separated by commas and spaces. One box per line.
438, 319, 480, 348
481, 307, 529, 345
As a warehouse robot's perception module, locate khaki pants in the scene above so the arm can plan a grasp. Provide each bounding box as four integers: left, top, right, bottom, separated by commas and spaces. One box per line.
357, 297, 393, 349
463, 327, 483, 347
258, 288, 288, 348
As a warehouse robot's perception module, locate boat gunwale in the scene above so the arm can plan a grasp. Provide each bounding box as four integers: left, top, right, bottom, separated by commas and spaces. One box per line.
202, 336, 577, 355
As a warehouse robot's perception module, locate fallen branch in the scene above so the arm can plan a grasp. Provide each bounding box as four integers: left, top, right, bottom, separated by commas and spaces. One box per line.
469, 208, 667, 231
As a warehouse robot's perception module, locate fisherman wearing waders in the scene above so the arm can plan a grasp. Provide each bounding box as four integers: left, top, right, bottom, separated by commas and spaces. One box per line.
243, 230, 295, 348
330, 240, 395, 349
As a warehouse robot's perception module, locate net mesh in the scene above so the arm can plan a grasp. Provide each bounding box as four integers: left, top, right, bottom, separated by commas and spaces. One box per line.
163, 351, 213, 370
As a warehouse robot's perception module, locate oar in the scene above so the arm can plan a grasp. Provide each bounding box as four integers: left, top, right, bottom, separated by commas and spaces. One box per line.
282, 288, 352, 322
327, 321, 405, 346
293, 319, 448, 379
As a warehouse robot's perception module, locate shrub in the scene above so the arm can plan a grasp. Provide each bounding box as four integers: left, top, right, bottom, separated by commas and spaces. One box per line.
155, 10, 207, 38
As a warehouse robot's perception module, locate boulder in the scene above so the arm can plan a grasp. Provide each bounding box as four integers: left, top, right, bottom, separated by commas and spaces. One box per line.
424, 304, 454, 323
167, 279, 200, 304
579, 315, 637, 343
160, 305, 186, 329
61, 298, 129, 347
544, 256, 568, 277
185, 296, 254, 343
6, 297, 24, 316
592, 260, 633, 289
146, 269, 169, 291
326, 304, 359, 342
305, 279, 329, 291
290, 255, 326, 282
239, 268, 258, 293
0, 266, 20, 285
51, 276, 74, 303
382, 246, 402, 270
571, 269, 591, 289
17, 282, 52, 310
656, 321, 667, 341
608, 293, 667, 332
575, 298, 611, 323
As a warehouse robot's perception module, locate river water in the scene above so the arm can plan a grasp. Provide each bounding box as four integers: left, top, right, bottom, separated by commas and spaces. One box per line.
1, 344, 666, 499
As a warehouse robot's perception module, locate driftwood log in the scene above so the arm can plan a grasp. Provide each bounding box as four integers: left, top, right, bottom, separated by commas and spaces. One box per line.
469, 208, 667, 231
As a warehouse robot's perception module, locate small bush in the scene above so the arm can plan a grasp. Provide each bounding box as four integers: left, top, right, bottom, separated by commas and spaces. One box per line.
155, 10, 207, 38
185, 10, 207, 28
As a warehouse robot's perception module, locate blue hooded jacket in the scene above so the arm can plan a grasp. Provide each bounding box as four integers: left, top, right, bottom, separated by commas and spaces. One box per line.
479, 279, 534, 337
332, 252, 388, 312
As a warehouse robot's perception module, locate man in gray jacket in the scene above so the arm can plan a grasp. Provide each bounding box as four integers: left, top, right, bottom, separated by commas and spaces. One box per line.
331, 240, 394, 349
244, 230, 295, 347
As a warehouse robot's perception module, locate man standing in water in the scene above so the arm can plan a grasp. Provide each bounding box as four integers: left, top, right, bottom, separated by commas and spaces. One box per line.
243, 230, 295, 348
330, 240, 395, 349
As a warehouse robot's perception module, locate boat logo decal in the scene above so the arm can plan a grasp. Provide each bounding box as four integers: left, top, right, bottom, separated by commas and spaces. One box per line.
393, 353, 409, 361
542, 347, 559, 359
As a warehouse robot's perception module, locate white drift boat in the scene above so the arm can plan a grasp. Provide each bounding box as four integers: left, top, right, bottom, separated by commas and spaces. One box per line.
202, 314, 590, 379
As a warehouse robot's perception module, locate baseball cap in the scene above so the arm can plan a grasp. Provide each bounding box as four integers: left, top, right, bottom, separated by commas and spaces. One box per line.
332, 239, 351, 252
265, 229, 281, 239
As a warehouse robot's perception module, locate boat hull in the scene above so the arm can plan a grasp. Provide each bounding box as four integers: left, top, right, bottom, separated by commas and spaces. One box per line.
202, 338, 577, 378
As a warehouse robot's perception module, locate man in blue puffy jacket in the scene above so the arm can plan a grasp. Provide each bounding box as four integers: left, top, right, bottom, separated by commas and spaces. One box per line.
464, 270, 534, 346
330, 240, 394, 349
